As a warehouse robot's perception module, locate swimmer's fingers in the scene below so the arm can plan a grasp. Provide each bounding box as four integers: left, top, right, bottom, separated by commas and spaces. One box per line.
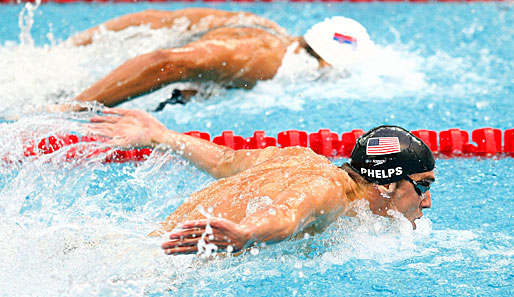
180, 218, 246, 238
163, 236, 232, 248
83, 123, 115, 138
103, 108, 132, 116
83, 124, 130, 147
162, 236, 236, 255
163, 246, 198, 255
167, 228, 235, 245
163, 245, 235, 255
103, 108, 147, 122
174, 220, 211, 230
164, 218, 250, 254
168, 228, 206, 240
90, 115, 123, 124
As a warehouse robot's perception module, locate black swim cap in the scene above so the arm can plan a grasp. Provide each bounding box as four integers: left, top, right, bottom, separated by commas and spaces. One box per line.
349, 125, 435, 185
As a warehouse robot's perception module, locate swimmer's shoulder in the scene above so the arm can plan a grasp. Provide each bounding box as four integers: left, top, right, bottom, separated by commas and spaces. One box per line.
283, 146, 332, 162
256, 146, 330, 164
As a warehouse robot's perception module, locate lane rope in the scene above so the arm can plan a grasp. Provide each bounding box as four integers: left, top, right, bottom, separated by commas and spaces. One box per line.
13, 127, 514, 163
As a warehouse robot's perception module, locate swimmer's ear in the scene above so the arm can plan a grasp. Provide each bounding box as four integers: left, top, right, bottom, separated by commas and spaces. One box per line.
375, 183, 398, 199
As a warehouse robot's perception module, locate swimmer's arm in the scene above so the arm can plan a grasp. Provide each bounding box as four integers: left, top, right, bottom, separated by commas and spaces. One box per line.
73, 37, 258, 107
165, 128, 280, 178
162, 178, 343, 255
239, 178, 343, 245
68, 10, 180, 46
151, 128, 275, 179
87, 108, 272, 178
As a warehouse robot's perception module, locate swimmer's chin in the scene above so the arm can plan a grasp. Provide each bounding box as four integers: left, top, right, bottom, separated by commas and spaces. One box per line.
412, 217, 423, 230
411, 214, 425, 230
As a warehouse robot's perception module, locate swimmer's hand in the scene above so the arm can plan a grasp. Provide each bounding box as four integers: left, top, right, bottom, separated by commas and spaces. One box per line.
45, 103, 75, 113
85, 108, 167, 148
162, 218, 251, 255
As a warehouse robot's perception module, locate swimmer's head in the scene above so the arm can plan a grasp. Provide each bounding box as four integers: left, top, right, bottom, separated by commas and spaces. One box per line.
349, 125, 435, 185
303, 16, 375, 68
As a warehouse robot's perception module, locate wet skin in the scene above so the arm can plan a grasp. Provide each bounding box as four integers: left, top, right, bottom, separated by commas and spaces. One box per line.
69, 8, 296, 107
389, 171, 435, 229
86, 108, 436, 255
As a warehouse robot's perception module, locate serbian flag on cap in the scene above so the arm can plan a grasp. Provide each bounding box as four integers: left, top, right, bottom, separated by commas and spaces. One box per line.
366, 137, 401, 155
333, 32, 357, 47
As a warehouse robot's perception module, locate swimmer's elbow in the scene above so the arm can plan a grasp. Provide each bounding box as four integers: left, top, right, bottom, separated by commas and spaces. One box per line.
208, 148, 238, 179
264, 206, 306, 242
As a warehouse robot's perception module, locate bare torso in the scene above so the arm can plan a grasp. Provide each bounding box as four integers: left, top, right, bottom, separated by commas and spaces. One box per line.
71, 8, 290, 47
184, 26, 293, 88
71, 8, 297, 105
161, 147, 351, 233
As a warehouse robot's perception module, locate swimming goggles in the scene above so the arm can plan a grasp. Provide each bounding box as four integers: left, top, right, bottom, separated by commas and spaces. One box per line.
404, 176, 431, 197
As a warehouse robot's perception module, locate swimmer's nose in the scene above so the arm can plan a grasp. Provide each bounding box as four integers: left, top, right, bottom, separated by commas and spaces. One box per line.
421, 191, 432, 209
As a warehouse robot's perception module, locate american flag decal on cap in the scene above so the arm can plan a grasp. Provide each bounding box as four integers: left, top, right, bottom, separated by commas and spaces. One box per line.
366, 137, 401, 155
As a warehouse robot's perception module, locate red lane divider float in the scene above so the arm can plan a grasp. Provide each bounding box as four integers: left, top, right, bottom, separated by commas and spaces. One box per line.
23, 134, 152, 163
277, 130, 308, 148
244, 131, 276, 149
14, 127, 514, 164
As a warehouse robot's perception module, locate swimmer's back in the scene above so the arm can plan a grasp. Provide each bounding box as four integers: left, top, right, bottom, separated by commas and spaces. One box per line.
160, 147, 345, 231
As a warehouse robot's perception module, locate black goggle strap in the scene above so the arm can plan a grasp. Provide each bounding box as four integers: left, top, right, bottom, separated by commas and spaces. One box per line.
405, 176, 431, 196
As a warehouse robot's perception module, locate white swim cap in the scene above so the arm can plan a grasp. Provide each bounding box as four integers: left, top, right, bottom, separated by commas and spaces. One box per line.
304, 16, 374, 68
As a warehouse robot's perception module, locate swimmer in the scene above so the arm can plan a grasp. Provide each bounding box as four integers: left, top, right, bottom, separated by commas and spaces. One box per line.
87, 108, 435, 255
67, 8, 374, 109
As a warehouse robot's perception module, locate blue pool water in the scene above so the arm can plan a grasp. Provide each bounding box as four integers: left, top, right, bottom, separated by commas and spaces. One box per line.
0, 1, 513, 296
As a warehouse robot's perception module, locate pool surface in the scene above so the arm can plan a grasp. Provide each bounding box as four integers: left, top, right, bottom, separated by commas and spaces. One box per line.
1, 1, 513, 296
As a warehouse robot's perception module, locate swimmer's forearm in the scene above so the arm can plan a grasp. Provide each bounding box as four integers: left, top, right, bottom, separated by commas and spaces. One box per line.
74, 49, 196, 106
240, 205, 311, 247
239, 181, 339, 247
151, 129, 237, 178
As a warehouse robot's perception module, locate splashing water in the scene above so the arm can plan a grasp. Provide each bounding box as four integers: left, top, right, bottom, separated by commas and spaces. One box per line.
0, 2, 431, 122
1, 2, 513, 296
18, 0, 40, 47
